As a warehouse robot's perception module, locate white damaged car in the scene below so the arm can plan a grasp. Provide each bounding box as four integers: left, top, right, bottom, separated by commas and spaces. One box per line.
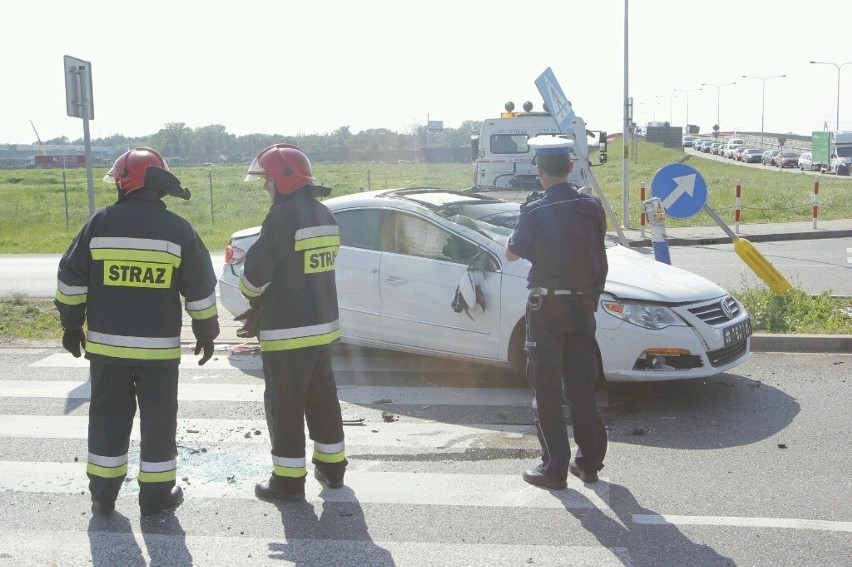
218, 188, 751, 382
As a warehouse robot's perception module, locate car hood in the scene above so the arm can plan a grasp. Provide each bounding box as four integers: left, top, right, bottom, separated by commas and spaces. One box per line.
604, 246, 725, 302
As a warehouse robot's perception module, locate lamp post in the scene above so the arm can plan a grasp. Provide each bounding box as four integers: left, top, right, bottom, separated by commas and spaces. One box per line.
655, 94, 676, 124
809, 60, 852, 130
740, 74, 786, 147
674, 88, 702, 131
700, 81, 736, 134
641, 101, 660, 123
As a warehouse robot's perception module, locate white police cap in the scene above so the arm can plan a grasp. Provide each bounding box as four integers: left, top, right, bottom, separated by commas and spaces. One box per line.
528, 136, 575, 156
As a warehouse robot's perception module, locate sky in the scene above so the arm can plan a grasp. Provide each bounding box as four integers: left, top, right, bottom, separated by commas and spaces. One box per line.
3, 0, 852, 146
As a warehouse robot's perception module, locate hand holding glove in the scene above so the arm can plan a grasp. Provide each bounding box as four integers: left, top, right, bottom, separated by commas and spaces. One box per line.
62, 328, 86, 358
235, 308, 260, 339
194, 341, 214, 366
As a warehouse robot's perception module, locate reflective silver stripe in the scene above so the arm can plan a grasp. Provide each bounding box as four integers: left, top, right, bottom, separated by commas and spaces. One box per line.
87, 331, 180, 349
186, 293, 217, 311
295, 225, 339, 240
140, 459, 177, 473
239, 272, 269, 294
272, 455, 306, 468
88, 453, 128, 467
90, 237, 182, 258
314, 441, 345, 454
259, 320, 340, 341
57, 281, 88, 295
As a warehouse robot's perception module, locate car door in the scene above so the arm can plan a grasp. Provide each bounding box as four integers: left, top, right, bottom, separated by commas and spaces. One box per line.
331, 208, 384, 342
377, 210, 503, 361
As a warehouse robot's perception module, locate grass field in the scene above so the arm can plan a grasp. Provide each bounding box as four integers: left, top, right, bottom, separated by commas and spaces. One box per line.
1, 139, 850, 254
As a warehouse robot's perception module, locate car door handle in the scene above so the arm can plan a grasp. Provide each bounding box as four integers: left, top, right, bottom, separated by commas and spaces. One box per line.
383, 275, 408, 285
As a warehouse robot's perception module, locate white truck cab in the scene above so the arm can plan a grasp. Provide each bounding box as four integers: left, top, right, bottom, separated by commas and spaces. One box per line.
472, 101, 607, 190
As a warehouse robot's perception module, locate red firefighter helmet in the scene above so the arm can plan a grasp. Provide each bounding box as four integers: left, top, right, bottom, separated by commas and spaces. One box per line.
244, 144, 314, 194
103, 147, 168, 193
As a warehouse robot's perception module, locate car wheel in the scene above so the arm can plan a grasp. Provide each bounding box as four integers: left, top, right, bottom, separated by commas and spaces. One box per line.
507, 320, 528, 378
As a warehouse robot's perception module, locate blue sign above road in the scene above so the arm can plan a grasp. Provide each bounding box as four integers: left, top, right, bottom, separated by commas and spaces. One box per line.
534, 67, 575, 134
650, 163, 708, 219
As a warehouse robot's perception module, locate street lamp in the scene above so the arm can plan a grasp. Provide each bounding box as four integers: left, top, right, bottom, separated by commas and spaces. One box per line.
655, 94, 676, 124
674, 88, 702, 131
740, 74, 786, 147
700, 81, 736, 135
809, 60, 852, 130
641, 101, 660, 123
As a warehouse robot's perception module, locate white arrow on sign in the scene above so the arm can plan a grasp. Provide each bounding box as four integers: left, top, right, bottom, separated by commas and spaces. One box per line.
661, 173, 697, 211
544, 76, 573, 123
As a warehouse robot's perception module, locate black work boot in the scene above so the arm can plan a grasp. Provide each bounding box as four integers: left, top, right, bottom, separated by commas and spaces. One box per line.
91, 499, 115, 515
313, 462, 346, 489
255, 474, 305, 502
140, 485, 184, 517
522, 464, 567, 490
569, 460, 601, 483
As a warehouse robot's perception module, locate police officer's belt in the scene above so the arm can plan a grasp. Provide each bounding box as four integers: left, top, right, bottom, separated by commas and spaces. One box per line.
529, 287, 585, 296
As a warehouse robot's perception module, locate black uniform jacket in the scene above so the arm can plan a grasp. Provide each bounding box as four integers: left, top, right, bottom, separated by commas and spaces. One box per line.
55, 189, 219, 365
239, 188, 341, 353
507, 182, 608, 294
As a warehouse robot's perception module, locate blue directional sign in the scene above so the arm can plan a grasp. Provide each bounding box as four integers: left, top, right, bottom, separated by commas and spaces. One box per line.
650, 163, 708, 219
534, 67, 575, 134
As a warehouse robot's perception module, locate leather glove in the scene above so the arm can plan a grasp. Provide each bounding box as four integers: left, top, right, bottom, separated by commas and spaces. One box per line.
62, 328, 86, 358
235, 308, 260, 339
194, 341, 214, 366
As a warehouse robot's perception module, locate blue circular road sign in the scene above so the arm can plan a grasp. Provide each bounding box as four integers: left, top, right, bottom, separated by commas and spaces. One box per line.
650, 163, 708, 219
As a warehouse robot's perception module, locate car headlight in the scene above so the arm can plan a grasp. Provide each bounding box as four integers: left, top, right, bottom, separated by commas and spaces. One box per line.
601, 301, 687, 330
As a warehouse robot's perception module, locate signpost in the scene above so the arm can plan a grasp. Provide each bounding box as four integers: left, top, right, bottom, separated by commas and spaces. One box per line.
64, 55, 96, 215
534, 68, 627, 246
652, 162, 791, 295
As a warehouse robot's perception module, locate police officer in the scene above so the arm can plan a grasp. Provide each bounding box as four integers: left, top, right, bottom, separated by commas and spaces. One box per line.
240, 144, 347, 502
505, 136, 608, 488
55, 147, 219, 515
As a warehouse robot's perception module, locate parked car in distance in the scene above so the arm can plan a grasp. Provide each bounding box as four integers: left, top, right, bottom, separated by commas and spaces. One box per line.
741, 148, 763, 163
710, 142, 723, 155
701, 140, 714, 153
762, 149, 780, 165
683, 136, 695, 147
693, 140, 708, 152
798, 152, 817, 171
218, 187, 752, 383
773, 150, 800, 168
732, 146, 749, 161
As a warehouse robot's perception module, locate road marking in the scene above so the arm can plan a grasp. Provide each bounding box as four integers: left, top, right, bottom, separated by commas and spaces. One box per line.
633, 513, 852, 533
0, 414, 541, 450
847, 247, 851, 264
0, 531, 631, 567
0, 380, 532, 406
0, 462, 609, 509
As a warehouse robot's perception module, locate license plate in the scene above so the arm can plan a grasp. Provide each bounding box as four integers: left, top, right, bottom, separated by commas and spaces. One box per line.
723, 318, 752, 346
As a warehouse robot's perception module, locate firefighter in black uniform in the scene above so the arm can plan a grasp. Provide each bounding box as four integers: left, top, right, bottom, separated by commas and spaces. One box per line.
239, 144, 347, 502
55, 147, 219, 516
505, 136, 608, 489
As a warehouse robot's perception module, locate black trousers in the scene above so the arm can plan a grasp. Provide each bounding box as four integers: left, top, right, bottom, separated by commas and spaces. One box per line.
87, 360, 178, 509
261, 345, 346, 485
525, 294, 607, 477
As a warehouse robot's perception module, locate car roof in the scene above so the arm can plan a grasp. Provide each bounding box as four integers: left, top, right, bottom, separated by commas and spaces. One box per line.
323, 187, 518, 219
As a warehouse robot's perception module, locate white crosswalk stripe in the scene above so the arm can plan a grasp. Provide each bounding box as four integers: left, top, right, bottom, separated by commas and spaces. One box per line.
0, 347, 627, 567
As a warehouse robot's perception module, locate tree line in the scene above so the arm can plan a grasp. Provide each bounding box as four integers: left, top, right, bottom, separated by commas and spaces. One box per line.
43, 121, 484, 164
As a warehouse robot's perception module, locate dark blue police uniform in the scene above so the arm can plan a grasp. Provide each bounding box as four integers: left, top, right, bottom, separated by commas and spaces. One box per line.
507, 181, 608, 481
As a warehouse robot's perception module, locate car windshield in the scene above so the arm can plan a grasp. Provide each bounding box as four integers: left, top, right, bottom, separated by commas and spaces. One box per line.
781, 151, 797, 157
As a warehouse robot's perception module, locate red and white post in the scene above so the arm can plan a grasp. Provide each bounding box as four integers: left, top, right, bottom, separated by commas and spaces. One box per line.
640, 182, 646, 238
734, 179, 742, 234
813, 176, 820, 229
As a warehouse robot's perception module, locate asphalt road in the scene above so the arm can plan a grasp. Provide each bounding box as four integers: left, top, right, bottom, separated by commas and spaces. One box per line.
0, 345, 849, 566
4, 236, 849, 299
